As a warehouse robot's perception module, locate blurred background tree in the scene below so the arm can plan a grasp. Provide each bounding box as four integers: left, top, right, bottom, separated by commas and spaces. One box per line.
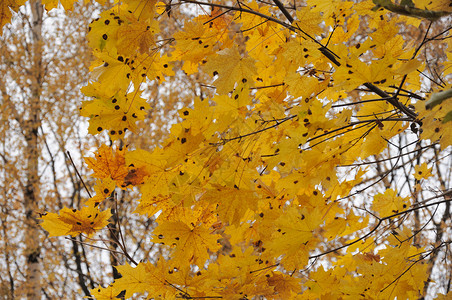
0, 0, 97, 297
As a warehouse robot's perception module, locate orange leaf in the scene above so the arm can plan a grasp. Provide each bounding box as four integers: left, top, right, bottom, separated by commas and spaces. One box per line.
84, 144, 129, 186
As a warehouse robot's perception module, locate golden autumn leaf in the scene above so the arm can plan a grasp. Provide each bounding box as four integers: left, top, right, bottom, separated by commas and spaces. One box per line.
87, 7, 128, 52
414, 162, 433, 180
172, 19, 219, 74
111, 261, 176, 299
112, 262, 160, 298
416, 96, 452, 149
85, 178, 116, 206
89, 51, 134, 92
334, 55, 398, 91
124, 148, 166, 175
0, 0, 25, 32
90, 285, 116, 300
84, 144, 129, 186
304, 266, 342, 298
117, 18, 159, 56
161, 123, 206, 166
129, 52, 175, 85
203, 48, 257, 94
414, 0, 452, 11
153, 218, 221, 267
266, 272, 301, 298
294, 7, 323, 36
124, 0, 158, 21
40, 205, 111, 237
434, 291, 452, 300
81, 82, 150, 139
372, 189, 411, 217
266, 206, 322, 270
172, 8, 234, 73
203, 184, 259, 225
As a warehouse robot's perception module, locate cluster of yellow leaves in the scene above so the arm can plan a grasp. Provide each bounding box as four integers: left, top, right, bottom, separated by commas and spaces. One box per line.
28, 0, 452, 298
304, 235, 429, 299
81, 0, 173, 140
172, 7, 235, 74
86, 0, 450, 295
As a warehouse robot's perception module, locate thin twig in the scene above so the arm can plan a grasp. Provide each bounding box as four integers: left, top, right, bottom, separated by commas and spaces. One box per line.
66, 151, 92, 198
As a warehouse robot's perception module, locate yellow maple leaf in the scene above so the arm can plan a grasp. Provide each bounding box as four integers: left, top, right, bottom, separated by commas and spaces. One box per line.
329, 14, 360, 45
209, 246, 274, 298
129, 52, 175, 85
134, 194, 174, 217
81, 82, 150, 139
334, 55, 398, 91
0, 0, 25, 32
111, 261, 175, 298
416, 94, 452, 149
343, 210, 369, 236
40, 205, 111, 237
377, 241, 429, 299
210, 82, 252, 127
117, 18, 159, 56
265, 124, 308, 170
124, 0, 158, 21
172, 19, 217, 74
285, 73, 329, 99
203, 184, 259, 225
359, 121, 408, 159
90, 285, 116, 300
125, 148, 184, 216
372, 189, 410, 217
236, 1, 287, 61
179, 97, 215, 136
162, 123, 206, 166
267, 272, 301, 298
414, 0, 452, 11
414, 162, 433, 180
85, 178, 116, 206
267, 206, 322, 270
324, 216, 347, 241
294, 7, 323, 36
434, 291, 452, 299
153, 218, 221, 267
125, 148, 166, 175
90, 50, 133, 92
203, 48, 257, 94
87, 7, 127, 52
304, 266, 342, 298
171, 8, 234, 74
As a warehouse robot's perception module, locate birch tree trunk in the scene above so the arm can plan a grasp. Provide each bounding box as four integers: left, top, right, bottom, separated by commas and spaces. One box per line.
23, 1, 43, 298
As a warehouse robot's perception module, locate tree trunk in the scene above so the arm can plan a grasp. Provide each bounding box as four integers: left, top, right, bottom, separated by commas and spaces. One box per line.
23, 1, 43, 298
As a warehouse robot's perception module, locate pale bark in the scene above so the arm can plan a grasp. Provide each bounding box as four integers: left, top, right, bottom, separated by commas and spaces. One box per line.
23, 0, 43, 298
